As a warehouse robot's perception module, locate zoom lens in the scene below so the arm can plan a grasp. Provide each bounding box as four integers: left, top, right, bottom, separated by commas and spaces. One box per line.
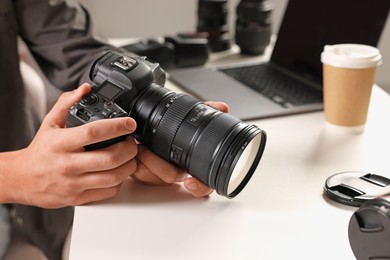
235, 0, 273, 55
197, 0, 231, 52
131, 85, 266, 198
86, 51, 267, 198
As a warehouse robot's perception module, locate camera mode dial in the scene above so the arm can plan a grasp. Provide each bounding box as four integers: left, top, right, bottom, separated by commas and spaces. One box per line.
81, 93, 98, 106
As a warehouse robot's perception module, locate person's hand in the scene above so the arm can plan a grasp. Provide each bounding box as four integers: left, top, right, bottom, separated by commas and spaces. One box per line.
0, 84, 138, 208
131, 101, 229, 198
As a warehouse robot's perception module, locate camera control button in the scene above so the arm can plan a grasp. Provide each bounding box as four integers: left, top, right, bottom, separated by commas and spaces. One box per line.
102, 109, 113, 118
170, 145, 183, 164
76, 108, 92, 121
108, 112, 118, 119
81, 94, 98, 105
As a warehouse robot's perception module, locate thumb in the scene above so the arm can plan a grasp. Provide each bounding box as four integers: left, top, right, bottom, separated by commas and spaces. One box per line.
205, 101, 229, 113
44, 83, 92, 128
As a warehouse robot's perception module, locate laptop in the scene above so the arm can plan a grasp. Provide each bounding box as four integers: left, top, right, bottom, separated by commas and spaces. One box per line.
169, 0, 390, 120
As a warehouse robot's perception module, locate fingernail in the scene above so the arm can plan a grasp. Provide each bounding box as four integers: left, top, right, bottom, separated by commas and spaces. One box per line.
79, 83, 90, 91
125, 118, 136, 132
177, 174, 187, 182
186, 182, 198, 191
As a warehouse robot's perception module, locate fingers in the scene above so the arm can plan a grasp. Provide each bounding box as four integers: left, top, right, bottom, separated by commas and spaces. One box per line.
184, 177, 213, 198
135, 145, 187, 184
134, 146, 213, 198
62, 136, 138, 174
205, 101, 229, 113
62, 157, 137, 206
132, 163, 213, 197
74, 184, 123, 205
131, 162, 171, 186
45, 83, 92, 127
43, 83, 138, 151
61, 117, 137, 151
74, 159, 137, 191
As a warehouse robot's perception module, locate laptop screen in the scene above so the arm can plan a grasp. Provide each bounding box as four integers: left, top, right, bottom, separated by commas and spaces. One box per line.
271, 0, 390, 86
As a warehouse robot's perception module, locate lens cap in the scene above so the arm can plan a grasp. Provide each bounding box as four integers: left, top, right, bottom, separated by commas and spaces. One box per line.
348, 197, 390, 259
324, 171, 390, 207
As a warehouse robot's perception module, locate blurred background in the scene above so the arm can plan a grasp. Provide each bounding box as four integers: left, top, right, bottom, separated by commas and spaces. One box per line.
79, 0, 390, 93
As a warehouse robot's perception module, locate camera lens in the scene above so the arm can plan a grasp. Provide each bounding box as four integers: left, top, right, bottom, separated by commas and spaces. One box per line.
197, 0, 231, 52
235, 0, 273, 55
88, 52, 267, 198
131, 85, 266, 198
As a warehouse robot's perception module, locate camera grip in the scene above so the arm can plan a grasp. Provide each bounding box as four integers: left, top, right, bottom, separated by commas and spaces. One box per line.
84, 134, 129, 151
66, 92, 129, 150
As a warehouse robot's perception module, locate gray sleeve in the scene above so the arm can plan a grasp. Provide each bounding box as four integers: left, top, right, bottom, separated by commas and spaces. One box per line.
0, 206, 10, 259
14, 0, 117, 91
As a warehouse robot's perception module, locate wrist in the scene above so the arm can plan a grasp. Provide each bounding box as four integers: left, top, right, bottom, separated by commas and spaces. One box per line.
0, 149, 23, 204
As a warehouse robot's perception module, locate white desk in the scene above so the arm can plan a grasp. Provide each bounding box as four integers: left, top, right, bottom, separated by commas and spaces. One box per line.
69, 44, 390, 260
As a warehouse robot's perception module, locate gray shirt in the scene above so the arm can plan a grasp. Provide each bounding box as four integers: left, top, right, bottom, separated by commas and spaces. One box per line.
0, 0, 118, 258
0, 0, 113, 152
0, 206, 10, 258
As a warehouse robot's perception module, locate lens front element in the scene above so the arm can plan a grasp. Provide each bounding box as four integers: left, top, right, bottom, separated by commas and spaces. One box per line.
228, 133, 263, 195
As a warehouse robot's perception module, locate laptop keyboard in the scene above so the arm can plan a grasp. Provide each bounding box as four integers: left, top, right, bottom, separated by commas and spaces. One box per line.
220, 64, 323, 107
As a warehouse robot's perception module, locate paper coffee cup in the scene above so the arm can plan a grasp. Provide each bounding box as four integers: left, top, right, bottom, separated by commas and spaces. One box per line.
321, 44, 382, 132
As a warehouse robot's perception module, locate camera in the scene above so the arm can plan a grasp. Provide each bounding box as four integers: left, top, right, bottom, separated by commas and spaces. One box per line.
66, 51, 267, 198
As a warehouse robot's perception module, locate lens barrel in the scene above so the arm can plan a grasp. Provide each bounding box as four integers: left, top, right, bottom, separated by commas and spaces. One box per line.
197, 0, 231, 52
131, 84, 266, 198
235, 0, 273, 55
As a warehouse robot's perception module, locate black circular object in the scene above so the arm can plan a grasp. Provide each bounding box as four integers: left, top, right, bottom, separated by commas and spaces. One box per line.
348, 197, 390, 259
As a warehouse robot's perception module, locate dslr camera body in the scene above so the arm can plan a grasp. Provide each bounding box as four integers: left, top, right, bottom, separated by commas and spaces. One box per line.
66, 51, 266, 198
67, 54, 165, 150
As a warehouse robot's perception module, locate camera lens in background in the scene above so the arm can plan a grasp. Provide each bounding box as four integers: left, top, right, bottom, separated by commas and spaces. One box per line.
235, 0, 273, 55
348, 195, 390, 259
131, 85, 266, 198
197, 0, 231, 52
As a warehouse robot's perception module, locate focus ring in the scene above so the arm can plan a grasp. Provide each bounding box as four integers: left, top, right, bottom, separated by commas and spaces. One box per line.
189, 113, 240, 188
152, 95, 198, 160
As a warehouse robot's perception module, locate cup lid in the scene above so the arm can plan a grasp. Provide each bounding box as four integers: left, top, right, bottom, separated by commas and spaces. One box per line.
321, 44, 382, 69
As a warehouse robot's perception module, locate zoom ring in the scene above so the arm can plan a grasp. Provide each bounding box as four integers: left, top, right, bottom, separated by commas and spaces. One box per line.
152, 95, 198, 160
